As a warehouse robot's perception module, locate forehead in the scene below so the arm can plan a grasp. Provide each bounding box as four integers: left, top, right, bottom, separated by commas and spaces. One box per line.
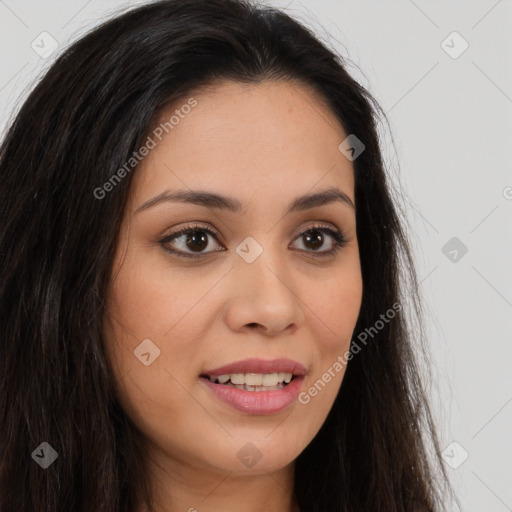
130, 80, 355, 210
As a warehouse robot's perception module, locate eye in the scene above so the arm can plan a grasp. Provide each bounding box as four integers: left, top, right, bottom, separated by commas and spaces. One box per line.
290, 225, 348, 256
159, 222, 348, 259
159, 223, 224, 259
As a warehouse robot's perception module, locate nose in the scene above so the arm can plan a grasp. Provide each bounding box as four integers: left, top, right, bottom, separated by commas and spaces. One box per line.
222, 250, 305, 337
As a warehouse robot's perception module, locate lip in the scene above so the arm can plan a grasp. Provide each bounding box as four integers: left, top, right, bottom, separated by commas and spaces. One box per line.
201, 358, 307, 377
199, 358, 308, 415
199, 374, 306, 415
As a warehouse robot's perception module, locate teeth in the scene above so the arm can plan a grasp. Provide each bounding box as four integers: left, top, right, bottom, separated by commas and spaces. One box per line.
225, 382, 285, 391
207, 372, 294, 386
245, 373, 262, 386
262, 373, 279, 386
230, 373, 244, 385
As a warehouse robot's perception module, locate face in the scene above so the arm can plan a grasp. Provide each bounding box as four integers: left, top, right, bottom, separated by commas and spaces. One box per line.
104, 80, 362, 490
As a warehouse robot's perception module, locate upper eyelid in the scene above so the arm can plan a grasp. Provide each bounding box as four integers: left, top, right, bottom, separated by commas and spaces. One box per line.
160, 220, 342, 241
159, 222, 346, 253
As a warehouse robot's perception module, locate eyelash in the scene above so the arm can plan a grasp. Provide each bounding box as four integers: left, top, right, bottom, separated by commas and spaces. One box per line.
158, 222, 348, 259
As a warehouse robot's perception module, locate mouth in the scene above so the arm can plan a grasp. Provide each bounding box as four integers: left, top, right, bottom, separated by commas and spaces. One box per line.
199, 357, 307, 392
199, 372, 298, 392
198, 358, 307, 414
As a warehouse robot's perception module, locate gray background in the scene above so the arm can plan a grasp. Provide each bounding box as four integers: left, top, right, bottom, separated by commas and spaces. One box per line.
1, 0, 511, 510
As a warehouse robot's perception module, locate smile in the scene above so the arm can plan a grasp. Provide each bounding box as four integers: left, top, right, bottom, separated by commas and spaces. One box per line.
199, 357, 308, 414
203, 372, 295, 391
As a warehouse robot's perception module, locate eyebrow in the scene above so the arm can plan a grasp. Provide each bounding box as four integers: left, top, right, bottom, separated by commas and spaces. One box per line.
135, 186, 355, 215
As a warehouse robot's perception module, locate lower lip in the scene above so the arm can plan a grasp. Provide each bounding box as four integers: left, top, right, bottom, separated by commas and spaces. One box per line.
200, 376, 305, 415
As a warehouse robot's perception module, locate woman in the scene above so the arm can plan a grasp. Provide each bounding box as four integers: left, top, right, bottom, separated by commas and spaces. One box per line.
0, 0, 453, 510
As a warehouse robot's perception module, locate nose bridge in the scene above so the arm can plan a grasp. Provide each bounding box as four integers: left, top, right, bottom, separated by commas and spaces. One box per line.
235, 231, 290, 294
226, 232, 304, 334
241, 250, 290, 299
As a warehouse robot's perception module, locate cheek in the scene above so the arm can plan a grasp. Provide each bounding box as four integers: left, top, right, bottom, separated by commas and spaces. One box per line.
107, 252, 206, 340
298, 264, 362, 409
310, 266, 363, 349
103, 253, 223, 417
103, 261, 207, 447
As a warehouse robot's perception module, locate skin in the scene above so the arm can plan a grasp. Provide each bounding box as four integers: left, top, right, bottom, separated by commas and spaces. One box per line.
104, 79, 363, 512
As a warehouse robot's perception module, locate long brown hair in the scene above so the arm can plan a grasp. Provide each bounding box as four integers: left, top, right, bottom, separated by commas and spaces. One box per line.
0, 0, 452, 510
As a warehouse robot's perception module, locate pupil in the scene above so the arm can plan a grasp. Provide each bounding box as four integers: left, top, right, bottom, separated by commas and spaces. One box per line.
305, 230, 323, 250
186, 230, 208, 252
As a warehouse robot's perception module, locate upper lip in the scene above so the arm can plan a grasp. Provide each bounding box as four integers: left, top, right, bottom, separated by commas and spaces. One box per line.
201, 358, 307, 377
